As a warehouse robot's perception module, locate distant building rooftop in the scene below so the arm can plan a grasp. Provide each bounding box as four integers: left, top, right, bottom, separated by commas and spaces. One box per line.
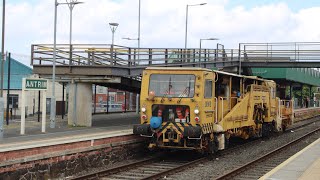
1, 58, 32, 90
252, 68, 320, 86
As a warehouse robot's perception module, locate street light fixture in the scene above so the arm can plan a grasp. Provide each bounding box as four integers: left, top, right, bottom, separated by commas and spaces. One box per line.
122, 37, 139, 41
65, 0, 83, 65
0, 0, 5, 139
123, 37, 139, 65
65, 1, 84, 42
109, 23, 119, 45
185, 2, 207, 49
199, 38, 219, 67
50, 0, 82, 129
109, 22, 119, 63
138, 0, 141, 62
0, 0, 5, 98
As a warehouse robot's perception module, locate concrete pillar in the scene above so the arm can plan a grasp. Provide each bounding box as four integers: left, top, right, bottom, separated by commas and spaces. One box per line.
129, 92, 132, 110
68, 82, 92, 127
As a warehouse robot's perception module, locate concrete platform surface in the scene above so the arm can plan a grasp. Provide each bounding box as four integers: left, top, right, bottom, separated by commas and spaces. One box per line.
260, 138, 320, 180
0, 112, 140, 152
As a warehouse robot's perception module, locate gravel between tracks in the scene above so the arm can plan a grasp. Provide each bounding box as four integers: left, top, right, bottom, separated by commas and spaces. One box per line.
168, 119, 320, 180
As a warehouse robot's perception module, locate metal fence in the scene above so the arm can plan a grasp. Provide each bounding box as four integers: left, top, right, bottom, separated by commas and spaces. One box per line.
239, 42, 320, 62
31, 44, 239, 68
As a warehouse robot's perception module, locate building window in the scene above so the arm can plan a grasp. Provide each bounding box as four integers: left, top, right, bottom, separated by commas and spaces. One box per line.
109, 95, 115, 103
9, 94, 19, 108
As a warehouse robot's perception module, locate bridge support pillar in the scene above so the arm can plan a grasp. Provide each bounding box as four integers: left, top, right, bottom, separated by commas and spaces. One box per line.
68, 82, 92, 127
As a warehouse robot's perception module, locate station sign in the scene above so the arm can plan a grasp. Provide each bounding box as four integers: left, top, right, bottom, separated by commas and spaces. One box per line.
24, 78, 48, 90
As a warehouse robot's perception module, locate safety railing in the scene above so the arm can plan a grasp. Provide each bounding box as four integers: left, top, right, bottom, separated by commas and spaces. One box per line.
31, 44, 239, 67
31, 42, 320, 72
239, 42, 320, 62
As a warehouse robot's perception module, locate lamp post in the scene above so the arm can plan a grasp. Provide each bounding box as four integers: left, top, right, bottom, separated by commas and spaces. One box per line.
0, 0, 5, 139
50, 0, 58, 129
109, 23, 119, 45
199, 38, 219, 67
138, 0, 141, 63
0, 0, 5, 98
123, 37, 139, 64
50, 0, 82, 128
109, 22, 119, 63
66, 0, 83, 65
184, 3, 206, 49
123, 37, 139, 41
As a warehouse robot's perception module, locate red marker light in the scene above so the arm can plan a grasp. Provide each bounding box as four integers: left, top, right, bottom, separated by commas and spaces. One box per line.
195, 116, 200, 123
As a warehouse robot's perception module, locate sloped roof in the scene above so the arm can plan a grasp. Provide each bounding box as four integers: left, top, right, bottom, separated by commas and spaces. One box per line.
252, 68, 320, 86
1, 58, 32, 90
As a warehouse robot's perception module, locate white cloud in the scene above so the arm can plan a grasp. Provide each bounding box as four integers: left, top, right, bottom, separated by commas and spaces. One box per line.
1, 0, 320, 65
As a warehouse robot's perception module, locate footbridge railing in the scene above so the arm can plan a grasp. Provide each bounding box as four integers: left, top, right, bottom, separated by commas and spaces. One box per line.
239, 42, 320, 62
31, 44, 239, 68
31, 42, 320, 75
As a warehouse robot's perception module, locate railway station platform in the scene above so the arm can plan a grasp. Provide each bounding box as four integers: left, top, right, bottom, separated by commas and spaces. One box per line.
260, 137, 320, 180
2, 112, 139, 138
0, 112, 144, 179
1, 112, 140, 150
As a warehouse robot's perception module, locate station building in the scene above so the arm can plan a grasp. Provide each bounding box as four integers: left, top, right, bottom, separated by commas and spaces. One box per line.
252, 68, 320, 108
92, 85, 138, 113
2, 57, 137, 119
2, 57, 64, 118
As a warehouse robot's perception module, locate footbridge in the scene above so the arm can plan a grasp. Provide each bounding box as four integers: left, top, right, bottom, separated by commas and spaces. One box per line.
32, 42, 320, 77
31, 42, 320, 126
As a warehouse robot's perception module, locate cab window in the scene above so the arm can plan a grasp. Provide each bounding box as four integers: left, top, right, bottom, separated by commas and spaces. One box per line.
204, 80, 212, 98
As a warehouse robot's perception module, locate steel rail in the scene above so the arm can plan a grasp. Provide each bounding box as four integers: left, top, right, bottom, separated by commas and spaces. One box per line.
141, 117, 320, 180
69, 116, 320, 180
215, 126, 320, 180
70, 156, 162, 180
141, 157, 207, 180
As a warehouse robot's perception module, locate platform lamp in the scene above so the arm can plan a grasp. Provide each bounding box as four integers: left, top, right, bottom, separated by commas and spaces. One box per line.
0, 0, 5, 139
66, 0, 83, 65
199, 38, 219, 67
51, 0, 83, 128
109, 22, 119, 64
184, 3, 207, 49
123, 37, 139, 65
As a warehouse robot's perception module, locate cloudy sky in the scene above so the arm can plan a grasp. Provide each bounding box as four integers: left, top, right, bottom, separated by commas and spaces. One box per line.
3, 0, 320, 65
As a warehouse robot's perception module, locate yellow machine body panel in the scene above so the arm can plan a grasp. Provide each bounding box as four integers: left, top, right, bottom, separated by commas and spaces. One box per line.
133, 67, 304, 152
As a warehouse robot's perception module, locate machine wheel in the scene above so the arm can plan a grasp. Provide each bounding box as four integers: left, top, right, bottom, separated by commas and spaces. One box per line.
224, 135, 229, 149
262, 123, 272, 137
207, 140, 218, 154
282, 124, 287, 132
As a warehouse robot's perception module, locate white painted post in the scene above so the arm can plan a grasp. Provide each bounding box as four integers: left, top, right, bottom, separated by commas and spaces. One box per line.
136, 94, 139, 114
21, 78, 26, 135
41, 92, 46, 133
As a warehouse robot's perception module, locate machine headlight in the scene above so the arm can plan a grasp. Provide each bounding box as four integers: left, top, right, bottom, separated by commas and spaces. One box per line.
194, 109, 199, 114
141, 107, 146, 112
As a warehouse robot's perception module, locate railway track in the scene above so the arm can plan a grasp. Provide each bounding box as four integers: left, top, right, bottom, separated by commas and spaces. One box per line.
70, 152, 207, 180
215, 127, 320, 180
71, 117, 320, 180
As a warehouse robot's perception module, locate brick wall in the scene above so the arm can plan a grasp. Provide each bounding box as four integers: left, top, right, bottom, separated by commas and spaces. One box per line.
0, 135, 148, 179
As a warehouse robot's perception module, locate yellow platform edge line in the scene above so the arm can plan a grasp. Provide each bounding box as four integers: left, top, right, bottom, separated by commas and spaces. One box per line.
259, 137, 320, 180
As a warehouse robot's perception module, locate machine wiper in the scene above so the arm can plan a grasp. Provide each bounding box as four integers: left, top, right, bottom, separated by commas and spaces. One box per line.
161, 77, 172, 103
177, 86, 190, 103
177, 78, 192, 103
